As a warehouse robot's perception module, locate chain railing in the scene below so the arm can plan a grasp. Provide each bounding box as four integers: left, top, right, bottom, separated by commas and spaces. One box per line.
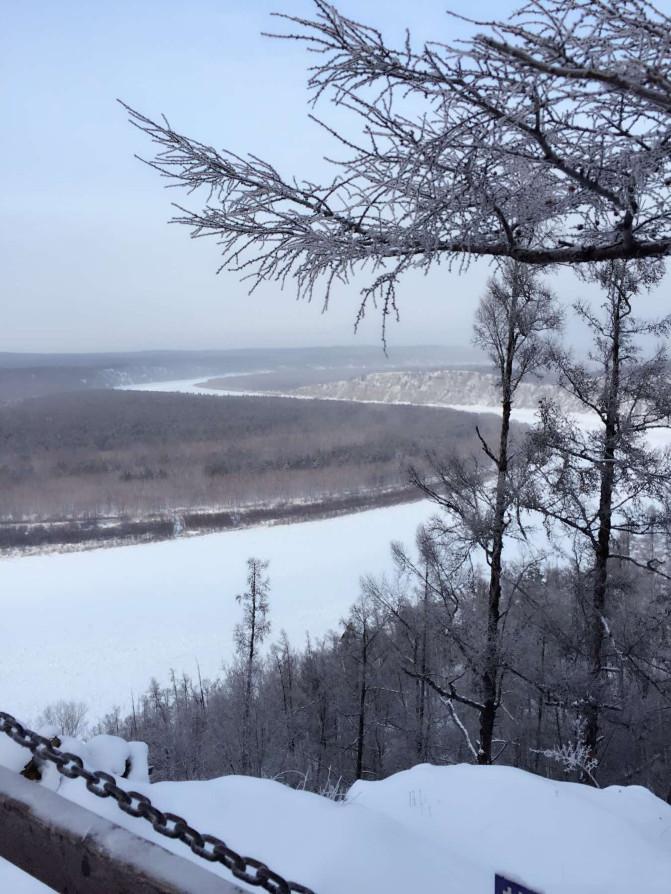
0, 711, 316, 894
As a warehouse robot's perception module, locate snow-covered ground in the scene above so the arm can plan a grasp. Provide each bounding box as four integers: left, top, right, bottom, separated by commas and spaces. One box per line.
0, 499, 433, 723
1, 739, 669, 894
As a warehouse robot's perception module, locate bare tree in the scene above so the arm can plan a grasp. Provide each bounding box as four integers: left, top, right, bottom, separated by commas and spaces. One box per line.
125, 1, 671, 329
525, 258, 671, 775
38, 700, 89, 738
235, 557, 271, 773
339, 595, 376, 780
410, 261, 560, 763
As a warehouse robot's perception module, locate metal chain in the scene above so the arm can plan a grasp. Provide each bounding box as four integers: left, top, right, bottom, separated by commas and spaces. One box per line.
0, 711, 315, 894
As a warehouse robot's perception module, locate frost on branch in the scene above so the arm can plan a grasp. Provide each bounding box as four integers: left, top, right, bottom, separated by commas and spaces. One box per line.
123, 1, 671, 316
532, 719, 600, 787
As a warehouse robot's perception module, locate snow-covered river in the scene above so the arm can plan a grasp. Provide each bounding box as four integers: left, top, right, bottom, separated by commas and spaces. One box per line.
0, 499, 432, 722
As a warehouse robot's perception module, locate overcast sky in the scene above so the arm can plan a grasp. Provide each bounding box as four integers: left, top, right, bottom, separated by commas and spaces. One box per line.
3, 1, 670, 355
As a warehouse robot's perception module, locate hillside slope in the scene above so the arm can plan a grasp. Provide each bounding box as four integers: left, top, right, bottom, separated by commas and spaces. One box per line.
296, 369, 582, 412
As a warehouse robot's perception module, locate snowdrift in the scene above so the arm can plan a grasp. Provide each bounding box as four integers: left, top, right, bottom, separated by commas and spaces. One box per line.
1, 734, 670, 894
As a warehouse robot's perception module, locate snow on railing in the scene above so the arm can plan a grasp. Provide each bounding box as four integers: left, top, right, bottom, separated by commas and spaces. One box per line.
0, 765, 242, 893
0, 711, 315, 894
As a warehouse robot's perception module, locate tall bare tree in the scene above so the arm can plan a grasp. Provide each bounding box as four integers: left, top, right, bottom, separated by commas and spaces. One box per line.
235, 557, 271, 773
412, 261, 560, 763
525, 259, 671, 774
339, 592, 388, 780
125, 1, 671, 328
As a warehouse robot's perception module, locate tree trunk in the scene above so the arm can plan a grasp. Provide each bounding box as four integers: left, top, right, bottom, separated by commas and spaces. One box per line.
533, 633, 546, 772
415, 565, 429, 761
478, 320, 515, 764
355, 623, 368, 780
582, 303, 620, 776
241, 565, 258, 775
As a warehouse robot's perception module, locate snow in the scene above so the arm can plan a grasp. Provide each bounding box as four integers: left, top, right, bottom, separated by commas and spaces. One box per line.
117, 376, 238, 396
0, 724, 149, 790
0, 499, 433, 722
116, 371, 271, 396
350, 764, 671, 892
0, 862, 52, 894
118, 375, 330, 401
1, 756, 669, 894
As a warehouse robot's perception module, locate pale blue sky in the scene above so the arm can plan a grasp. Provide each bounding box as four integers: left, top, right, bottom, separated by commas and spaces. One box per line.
3, 1, 669, 354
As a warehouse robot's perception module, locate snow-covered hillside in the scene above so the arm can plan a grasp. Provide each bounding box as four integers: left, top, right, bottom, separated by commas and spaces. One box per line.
1, 733, 669, 894
295, 369, 582, 412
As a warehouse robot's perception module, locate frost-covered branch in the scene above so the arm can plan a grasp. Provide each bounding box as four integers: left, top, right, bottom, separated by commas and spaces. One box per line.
123, 1, 671, 314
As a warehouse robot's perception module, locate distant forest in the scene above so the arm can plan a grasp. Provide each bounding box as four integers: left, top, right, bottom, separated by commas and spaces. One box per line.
0, 390, 502, 521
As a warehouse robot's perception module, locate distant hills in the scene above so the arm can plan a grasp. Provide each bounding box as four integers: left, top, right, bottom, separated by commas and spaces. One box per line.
295, 368, 579, 412
0, 345, 484, 403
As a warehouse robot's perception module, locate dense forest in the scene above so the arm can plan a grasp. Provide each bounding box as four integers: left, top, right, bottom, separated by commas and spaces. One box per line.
0, 390, 501, 522
95, 540, 670, 799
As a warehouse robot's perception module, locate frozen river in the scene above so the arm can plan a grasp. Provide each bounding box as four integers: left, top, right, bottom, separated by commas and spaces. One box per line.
0, 498, 433, 723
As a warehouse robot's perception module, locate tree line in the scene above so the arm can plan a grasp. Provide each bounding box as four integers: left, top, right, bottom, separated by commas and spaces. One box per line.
95, 541, 670, 799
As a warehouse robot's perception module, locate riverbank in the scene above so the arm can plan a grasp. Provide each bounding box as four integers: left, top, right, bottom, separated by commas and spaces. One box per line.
0, 484, 421, 557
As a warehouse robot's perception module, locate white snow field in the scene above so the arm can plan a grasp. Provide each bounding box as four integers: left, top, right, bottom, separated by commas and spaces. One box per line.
0, 739, 670, 894
0, 499, 433, 722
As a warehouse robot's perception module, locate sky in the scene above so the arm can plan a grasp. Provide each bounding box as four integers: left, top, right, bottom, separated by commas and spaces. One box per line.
3, 1, 670, 355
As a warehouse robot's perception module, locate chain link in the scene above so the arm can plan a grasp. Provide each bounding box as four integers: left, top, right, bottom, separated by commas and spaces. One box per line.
0, 711, 316, 894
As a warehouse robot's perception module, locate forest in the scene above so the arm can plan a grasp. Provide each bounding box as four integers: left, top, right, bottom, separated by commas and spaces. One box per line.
0, 390, 500, 523
97, 550, 670, 800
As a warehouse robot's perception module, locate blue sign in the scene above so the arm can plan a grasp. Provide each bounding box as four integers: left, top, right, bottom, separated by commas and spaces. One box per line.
495, 874, 541, 894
